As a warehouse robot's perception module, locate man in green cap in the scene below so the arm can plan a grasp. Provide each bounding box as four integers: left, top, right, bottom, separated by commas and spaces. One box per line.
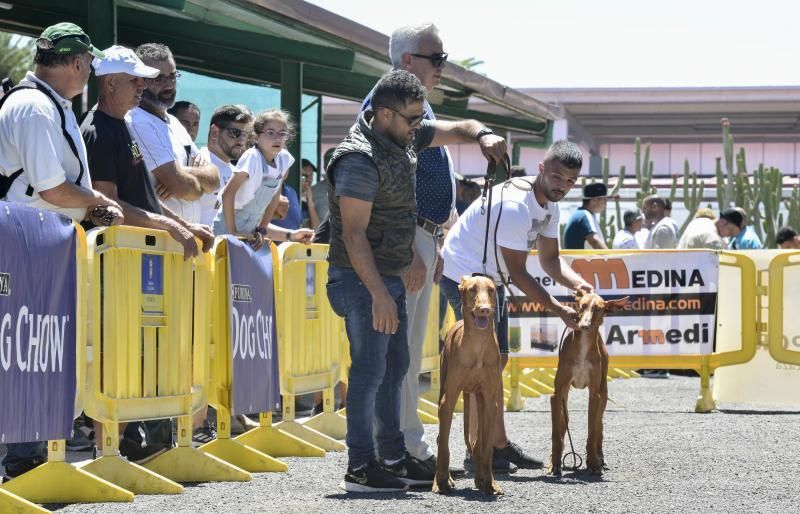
0, 22, 122, 226
0, 22, 122, 482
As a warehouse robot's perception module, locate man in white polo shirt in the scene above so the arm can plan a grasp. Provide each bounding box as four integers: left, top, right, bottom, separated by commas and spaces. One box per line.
127, 43, 218, 225
0, 22, 122, 225
197, 104, 253, 227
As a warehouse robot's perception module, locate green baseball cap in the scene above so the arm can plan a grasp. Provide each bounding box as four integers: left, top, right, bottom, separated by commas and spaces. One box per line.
36, 22, 106, 59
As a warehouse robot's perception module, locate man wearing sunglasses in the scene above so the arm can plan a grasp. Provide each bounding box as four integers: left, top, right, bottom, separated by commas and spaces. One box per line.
197, 104, 253, 227
358, 23, 454, 478
127, 43, 219, 226
328, 69, 507, 493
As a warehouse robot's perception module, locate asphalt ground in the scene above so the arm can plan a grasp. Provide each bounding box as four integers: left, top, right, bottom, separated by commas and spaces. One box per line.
4, 374, 799, 513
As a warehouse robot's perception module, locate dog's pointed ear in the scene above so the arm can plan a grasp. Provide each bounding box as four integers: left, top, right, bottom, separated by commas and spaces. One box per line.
605, 296, 630, 312
458, 275, 470, 293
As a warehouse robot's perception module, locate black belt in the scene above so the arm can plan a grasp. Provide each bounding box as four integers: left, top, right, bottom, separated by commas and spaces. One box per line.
416, 216, 444, 238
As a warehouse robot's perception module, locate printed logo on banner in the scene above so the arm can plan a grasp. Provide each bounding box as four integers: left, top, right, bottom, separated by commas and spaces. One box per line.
0, 272, 9, 296
513, 252, 719, 357
232, 284, 252, 303
141, 254, 164, 313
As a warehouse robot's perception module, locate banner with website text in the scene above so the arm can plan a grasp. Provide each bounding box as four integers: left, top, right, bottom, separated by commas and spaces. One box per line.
508, 251, 719, 357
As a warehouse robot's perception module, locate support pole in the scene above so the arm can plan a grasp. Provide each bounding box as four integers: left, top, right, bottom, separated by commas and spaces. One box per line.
281, 60, 303, 194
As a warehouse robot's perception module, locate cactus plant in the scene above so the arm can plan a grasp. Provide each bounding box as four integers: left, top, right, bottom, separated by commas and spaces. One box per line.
598, 157, 626, 246
634, 138, 657, 205
785, 186, 800, 231
678, 159, 705, 235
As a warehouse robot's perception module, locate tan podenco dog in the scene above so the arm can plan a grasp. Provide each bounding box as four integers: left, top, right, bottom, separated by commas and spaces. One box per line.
434, 275, 502, 495
549, 290, 629, 476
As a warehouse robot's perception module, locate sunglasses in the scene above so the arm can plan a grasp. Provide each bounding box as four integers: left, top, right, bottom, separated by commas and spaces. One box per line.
375, 105, 425, 127
218, 125, 246, 139
410, 52, 448, 68
148, 71, 181, 85
259, 129, 292, 141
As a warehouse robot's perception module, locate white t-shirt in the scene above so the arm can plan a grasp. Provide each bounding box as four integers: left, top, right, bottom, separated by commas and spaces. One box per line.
0, 72, 92, 221
197, 147, 235, 226
231, 147, 294, 209
645, 216, 679, 249
678, 217, 724, 250
612, 229, 639, 249
443, 178, 560, 284
127, 107, 201, 223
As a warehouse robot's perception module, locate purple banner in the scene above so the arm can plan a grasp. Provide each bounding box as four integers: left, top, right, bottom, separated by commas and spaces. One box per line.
0, 201, 77, 443
226, 237, 280, 415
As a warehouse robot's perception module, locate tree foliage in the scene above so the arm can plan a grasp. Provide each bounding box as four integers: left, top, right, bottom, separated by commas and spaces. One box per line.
0, 31, 35, 84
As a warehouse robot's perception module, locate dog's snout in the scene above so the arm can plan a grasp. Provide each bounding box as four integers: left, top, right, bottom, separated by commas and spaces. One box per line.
475, 305, 492, 316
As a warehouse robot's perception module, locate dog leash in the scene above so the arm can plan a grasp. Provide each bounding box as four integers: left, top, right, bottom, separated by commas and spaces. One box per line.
477, 156, 502, 277
557, 326, 583, 472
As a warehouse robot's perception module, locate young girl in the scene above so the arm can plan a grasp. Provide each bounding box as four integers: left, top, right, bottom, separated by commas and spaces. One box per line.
214, 109, 313, 249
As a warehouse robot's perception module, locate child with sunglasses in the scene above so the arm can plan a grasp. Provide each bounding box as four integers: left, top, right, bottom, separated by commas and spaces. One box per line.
213, 108, 313, 249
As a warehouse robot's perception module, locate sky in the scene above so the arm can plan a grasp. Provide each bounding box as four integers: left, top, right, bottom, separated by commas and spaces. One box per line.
309, 0, 800, 89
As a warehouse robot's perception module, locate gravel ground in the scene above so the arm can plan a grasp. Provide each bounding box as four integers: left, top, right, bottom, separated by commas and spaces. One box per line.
9, 375, 800, 513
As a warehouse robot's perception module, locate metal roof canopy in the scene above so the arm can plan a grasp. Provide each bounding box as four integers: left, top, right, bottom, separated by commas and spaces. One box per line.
0, 0, 559, 187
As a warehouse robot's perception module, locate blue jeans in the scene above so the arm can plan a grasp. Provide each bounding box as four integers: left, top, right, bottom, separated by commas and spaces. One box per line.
326, 265, 410, 468
439, 275, 510, 354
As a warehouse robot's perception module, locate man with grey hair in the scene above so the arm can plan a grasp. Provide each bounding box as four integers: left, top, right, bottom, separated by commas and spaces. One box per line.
128, 43, 219, 225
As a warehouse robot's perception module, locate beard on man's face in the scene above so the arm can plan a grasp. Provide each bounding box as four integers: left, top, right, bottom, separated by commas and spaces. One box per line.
142, 88, 176, 110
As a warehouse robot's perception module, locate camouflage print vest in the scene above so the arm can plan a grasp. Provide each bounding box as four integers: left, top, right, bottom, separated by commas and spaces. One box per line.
327, 111, 417, 276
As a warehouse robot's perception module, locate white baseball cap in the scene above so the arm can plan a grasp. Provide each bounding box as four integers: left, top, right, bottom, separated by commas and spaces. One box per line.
92, 45, 160, 78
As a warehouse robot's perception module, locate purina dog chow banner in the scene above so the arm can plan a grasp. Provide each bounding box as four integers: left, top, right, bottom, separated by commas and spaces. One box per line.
0, 202, 77, 443
508, 251, 719, 357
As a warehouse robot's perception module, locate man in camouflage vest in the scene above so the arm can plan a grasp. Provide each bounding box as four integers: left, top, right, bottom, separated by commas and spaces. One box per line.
326, 70, 507, 493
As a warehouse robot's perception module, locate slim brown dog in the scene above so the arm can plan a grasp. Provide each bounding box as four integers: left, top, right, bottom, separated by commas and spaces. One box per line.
548, 290, 629, 476
433, 275, 502, 495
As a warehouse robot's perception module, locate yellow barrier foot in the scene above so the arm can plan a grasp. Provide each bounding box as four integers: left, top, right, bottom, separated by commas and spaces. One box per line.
627, 370, 641, 378
273, 420, 346, 452
304, 412, 348, 440
200, 438, 288, 472
144, 447, 251, 482
0, 488, 48, 513
2, 462, 133, 504
519, 374, 554, 395
608, 368, 631, 379
235, 425, 326, 457
337, 407, 347, 417
453, 394, 464, 413
417, 397, 439, 417
81, 455, 183, 495
505, 389, 525, 412
417, 409, 438, 425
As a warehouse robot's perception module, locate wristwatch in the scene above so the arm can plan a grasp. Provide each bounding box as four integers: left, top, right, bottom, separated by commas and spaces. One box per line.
475, 128, 494, 141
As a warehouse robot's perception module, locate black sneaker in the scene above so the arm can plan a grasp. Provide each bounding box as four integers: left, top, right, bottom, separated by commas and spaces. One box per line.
422, 454, 466, 477
340, 460, 409, 493
66, 417, 95, 452
494, 441, 544, 469
2, 457, 45, 482
464, 451, 518, 474
192, 422, 217, 446
382, 452, 435, 487
119, 437, 168, 464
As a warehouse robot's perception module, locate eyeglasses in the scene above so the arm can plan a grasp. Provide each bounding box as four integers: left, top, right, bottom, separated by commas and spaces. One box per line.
148, 71, 181, 85
259, 129, 292, 141
218, 125, 246, 139
410, 52, 448, 68
375, 105, 425, 128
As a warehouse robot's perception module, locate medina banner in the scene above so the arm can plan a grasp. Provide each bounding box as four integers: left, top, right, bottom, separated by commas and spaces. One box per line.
226, 237, 281, 415
508, 251, 719, 357
0, 202, 77, 443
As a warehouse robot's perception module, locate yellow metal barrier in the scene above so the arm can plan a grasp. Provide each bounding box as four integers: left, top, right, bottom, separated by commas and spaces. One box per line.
415, 286, 441, 423
768, 251, 800, 366
2, 224, 134, 505
240, 243, 344, 452
201, 238, 290, 471
79, 226, 248, 490
506, 249, 757, 413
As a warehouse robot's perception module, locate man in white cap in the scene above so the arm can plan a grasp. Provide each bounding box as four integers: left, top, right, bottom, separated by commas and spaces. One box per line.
81, 45, 214, 260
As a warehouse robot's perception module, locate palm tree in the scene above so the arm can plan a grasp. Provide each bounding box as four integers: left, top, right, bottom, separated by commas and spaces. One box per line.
0, 31, 35, 85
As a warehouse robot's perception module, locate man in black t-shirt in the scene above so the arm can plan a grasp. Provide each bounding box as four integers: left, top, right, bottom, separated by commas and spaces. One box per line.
81, 45, 213, 259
